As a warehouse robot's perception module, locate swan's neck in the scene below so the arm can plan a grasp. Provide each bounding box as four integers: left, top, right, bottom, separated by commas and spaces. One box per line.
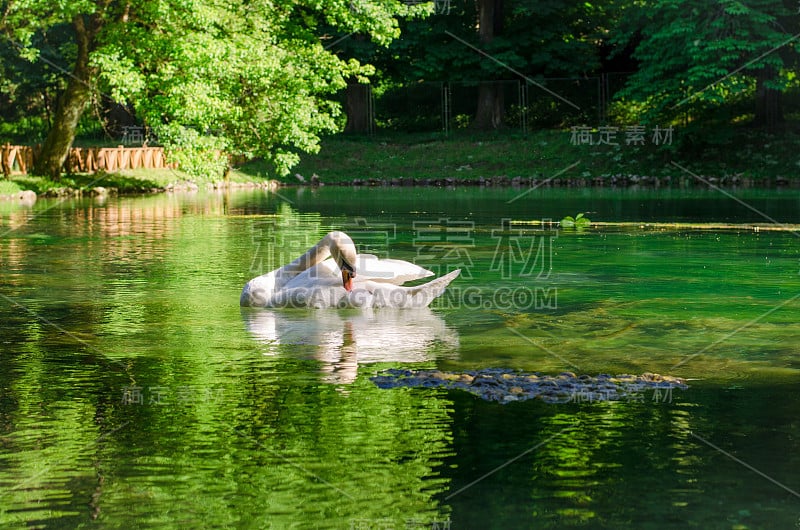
274, 237, 332, 290
283, 241, 331, 274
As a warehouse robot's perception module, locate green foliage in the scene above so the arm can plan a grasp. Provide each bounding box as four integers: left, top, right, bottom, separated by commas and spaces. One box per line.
0, 115, 49, 143
2, 0, 799, 162
154, 124, 229, 180
0, 24, 72, 141
330, 0, 610, 132
1, 0, 419, 176
560, 213, 591, 229
612, 0, 799, 126
0, 179, 23, 195
377, 0, 604, 84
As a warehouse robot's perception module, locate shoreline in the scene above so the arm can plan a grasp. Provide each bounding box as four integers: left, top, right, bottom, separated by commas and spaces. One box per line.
0, 179, 281, 203
289, 173, 799, 188
2, 172, 799, 203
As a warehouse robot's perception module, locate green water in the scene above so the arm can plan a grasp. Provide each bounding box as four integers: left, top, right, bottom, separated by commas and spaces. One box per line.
1, 187, 798, 529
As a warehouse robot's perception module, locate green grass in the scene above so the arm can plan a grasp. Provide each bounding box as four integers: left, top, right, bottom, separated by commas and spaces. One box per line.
5, 125, 799, 193
0, 180, 23, 196
238, 127, 800, 184
5, 167, 266, 195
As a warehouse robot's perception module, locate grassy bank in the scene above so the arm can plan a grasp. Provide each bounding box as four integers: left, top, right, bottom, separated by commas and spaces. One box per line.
241, 128, 800, 185
3, 127, 798, 196
3, 167, 266, 196
0, 179, 23, 195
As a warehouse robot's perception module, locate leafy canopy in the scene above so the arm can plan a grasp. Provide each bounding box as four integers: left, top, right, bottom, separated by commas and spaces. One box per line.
612, 0, 799, 124
1, 0, 426, 176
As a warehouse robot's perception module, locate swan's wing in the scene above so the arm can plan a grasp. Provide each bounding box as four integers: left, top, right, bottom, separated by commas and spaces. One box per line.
281, 259, 339, 290
356, 255, 434, 285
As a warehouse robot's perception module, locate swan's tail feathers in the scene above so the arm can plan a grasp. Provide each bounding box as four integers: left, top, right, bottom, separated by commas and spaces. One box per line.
408, 269, 461, 307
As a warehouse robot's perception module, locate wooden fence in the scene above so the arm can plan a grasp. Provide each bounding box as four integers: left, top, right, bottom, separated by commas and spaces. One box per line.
1, 144, 177, 177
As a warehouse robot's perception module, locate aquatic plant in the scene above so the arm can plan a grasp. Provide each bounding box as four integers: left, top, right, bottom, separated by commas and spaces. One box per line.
560, 212, 591, 228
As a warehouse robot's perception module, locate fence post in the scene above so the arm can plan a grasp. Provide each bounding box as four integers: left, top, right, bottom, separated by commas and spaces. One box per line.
441, 82, 451, 136
368, 84, 375, 135
519, 81, 528, 135
1, 143, 9, 178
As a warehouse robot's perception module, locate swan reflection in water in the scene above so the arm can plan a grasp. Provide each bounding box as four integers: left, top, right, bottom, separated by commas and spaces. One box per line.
242, 308, 460, 385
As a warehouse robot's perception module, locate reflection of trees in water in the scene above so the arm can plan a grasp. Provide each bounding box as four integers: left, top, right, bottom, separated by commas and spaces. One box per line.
443, 394, 699, 529
233, 323, 457, 527
74, 193, 235, 262
246, 202, 326, 278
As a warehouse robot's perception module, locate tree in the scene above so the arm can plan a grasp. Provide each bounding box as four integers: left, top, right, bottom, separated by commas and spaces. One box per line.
1, 0, 419, 178
370, 0, 604, 131
0, 25, 68, 142
612, 0, 799, 129
34, 13, 97, 179
473, 0, 506, 130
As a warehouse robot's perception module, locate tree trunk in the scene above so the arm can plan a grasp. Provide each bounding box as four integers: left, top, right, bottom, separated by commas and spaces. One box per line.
344, 81, 372, 133
34, 15, 96, 179
754, 67, 782, 130
473, 0, 505, 130
474, 82, 505, 130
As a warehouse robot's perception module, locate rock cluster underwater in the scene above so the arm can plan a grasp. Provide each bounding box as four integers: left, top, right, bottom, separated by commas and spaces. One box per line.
372, 368, 689, 404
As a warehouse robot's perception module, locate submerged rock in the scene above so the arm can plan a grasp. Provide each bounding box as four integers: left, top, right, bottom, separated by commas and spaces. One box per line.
372, 368, 688, 404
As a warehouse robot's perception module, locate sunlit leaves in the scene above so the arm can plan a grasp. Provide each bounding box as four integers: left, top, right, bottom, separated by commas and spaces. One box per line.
613, 0, 799, 124
91, 45, 146, 104
1, 0, 416, 177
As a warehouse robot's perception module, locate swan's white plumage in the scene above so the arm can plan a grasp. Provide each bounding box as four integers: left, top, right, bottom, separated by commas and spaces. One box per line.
240, 232, 460, 309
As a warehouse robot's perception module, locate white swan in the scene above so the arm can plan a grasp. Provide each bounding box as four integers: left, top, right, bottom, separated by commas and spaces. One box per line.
240, 231, 461, 309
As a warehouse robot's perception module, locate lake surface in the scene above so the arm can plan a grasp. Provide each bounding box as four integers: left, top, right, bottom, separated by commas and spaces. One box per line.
1, 186, 799, 529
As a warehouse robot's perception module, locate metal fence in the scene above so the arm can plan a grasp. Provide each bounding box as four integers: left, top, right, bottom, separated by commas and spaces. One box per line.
345, 72, 800, 135
349, 74, 633, 135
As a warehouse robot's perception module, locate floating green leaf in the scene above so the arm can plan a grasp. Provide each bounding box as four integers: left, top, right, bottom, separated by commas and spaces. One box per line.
560, 212, 591, 229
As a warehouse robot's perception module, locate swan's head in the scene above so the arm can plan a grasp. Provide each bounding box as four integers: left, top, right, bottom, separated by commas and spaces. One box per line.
327, 231, 357, 292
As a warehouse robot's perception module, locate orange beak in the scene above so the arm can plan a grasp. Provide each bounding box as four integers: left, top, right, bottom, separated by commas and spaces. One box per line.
342, 269, 354, 292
